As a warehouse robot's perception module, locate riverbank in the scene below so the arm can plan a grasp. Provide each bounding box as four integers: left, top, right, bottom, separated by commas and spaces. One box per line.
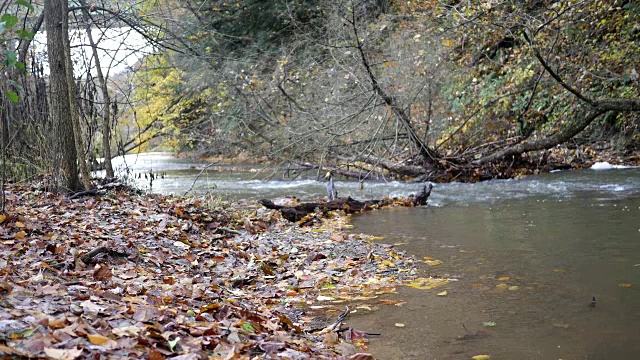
178, 143, 640, 183
0, 184, 423, 359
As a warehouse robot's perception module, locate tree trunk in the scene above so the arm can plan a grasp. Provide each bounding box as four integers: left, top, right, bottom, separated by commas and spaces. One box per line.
79, 1, 114, 178
45, 0, 80, 191
63, 9, 91, 190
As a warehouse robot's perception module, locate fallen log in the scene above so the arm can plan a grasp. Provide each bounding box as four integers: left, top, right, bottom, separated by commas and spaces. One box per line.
259, 183, 432, 222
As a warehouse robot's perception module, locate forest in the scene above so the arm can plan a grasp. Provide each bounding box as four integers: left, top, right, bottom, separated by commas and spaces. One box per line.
0, 0, 638, 192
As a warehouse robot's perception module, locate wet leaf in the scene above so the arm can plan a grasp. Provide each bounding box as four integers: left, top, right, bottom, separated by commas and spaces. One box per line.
471, 355, 491, 360
406, 277, 448, 290
497, 276, 510, 281
483, 321, 496, 327
619, 283, 632, 288
436, 290, 448, 296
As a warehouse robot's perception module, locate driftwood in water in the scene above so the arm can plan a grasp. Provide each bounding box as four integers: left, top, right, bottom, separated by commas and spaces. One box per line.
259, 183, 432, 222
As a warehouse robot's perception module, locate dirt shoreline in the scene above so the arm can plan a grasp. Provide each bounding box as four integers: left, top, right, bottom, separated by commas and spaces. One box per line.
0, 185, 423, 359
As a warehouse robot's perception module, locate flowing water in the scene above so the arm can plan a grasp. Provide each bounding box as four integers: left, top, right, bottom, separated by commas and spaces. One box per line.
106, 153, 640, 359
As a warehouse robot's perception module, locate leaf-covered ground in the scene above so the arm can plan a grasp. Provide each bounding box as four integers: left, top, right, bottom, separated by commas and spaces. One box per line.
0, 185, 424, 359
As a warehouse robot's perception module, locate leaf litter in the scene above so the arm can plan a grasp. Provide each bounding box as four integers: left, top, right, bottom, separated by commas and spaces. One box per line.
0, 184, 429, 359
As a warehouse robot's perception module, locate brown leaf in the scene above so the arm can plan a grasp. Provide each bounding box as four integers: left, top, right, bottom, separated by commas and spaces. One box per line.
0, 280, 13, 295
49, 317, 69, 330
322, 331, 339, 345
93, 264, 112, 281
149, 349, 165, 360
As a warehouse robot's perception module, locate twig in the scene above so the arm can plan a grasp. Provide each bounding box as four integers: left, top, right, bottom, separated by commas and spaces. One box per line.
329, 306, 350, 331
80, 246, 129, 264
183, 162, 219, 197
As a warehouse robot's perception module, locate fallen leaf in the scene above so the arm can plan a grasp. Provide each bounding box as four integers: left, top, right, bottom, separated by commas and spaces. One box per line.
0, 280, 13, 295
619, 283, 632, 288
497, 276, 510, 281
425, 259, 442, 266
471, 355, 491, 360
87, 333, 109, 345
406, 277, 448, 290
348, 354, 375, 360
93, 264, 112, 281
436, 290, 448, 296
43, 347, 83, 360
241, 322, 255, 333
149, 350, 165, 360
483, 321, 496, 327
168, 337, 180, 352
394, 323, 405, 328
323, 331, 339, 345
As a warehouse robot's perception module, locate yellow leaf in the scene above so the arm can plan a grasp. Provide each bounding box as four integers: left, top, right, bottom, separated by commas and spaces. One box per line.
497, 276, 510, 281
553, 269, 566, 273
381, 259, 396, 267
425, 259, 442, 266
619, 283, 632, 288
395, 323, 405, 328
508, 286, 519, 291
441, 39, 454, 47
406, 277, 448, 290
495, 283, 509, 290
15, 221, 25, 228
15, 231, 26, 239
0, 214, 6, 224
383, 61, 389, 67
436, 290, 448, 296
472, 355, 491, 360
88, 333, 109, 345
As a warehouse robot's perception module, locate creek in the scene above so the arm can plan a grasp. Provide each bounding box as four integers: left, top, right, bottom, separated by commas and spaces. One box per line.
106, 152, 640, 359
